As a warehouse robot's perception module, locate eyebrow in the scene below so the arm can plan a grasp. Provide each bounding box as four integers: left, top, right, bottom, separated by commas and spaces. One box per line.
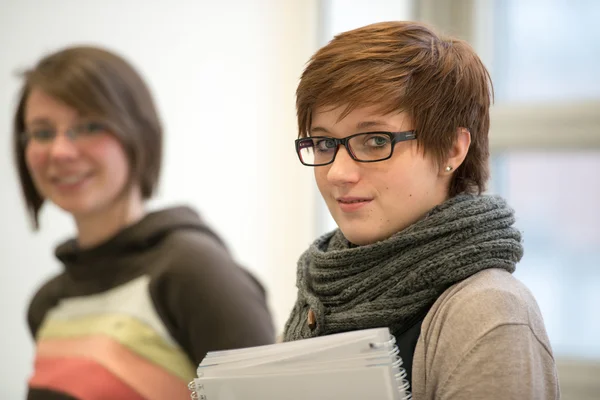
310, 126, 330, 135
310, 120, 396, 135
355, 120, 395, 130
25, 117, 54, 127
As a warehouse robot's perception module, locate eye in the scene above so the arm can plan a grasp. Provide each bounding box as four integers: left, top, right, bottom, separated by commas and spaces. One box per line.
77, 121, 106, 135
315, 138, 337, 151
29, 129, 55, 142
364, 135, 391, 147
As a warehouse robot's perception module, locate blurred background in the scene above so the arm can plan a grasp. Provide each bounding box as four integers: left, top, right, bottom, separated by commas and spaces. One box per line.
0, 0, 598, 398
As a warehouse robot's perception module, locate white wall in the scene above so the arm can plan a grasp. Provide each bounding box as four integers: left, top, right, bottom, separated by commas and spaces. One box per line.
0, 0, 318, 397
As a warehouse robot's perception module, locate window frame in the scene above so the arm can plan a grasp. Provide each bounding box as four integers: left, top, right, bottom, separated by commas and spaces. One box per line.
415, 0, 600, 150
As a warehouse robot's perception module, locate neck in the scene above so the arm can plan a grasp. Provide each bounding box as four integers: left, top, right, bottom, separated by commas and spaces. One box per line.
75, 189, 146, 248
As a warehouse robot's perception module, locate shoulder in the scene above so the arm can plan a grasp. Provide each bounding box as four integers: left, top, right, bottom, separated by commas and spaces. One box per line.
149, 226, 266, 302
158, 227, 233, 267
27, 273, 66, 338
146, 227, 274, 362
419, 268, 553, 369
414, 269, 559, 398
425, 269, 549, 338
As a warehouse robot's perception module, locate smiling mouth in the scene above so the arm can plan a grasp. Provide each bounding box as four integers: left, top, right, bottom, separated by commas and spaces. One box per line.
336, 197, 373, 212
50, 173, 92, 188
54, 176, 86, 184
337, 198, 372, 204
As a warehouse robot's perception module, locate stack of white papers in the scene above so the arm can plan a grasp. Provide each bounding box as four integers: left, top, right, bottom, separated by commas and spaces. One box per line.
189, 327, 411, 400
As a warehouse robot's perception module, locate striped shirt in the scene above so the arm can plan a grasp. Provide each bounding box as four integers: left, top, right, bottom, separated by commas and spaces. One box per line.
26, 207, 275, 399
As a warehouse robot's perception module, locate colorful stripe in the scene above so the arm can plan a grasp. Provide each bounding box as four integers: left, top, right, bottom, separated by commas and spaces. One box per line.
37, 313, 195, 381
43, 275, 176, 346
29, 357, 146, 400
35, 336, 191, 400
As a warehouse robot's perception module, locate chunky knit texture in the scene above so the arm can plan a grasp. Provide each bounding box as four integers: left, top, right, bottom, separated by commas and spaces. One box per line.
283, 194, 523, 341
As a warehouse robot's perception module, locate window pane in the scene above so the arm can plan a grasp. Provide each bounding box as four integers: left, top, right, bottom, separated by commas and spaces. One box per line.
493, 0, 600, 103
322, 0, 413, 43
489, 151, 600, 359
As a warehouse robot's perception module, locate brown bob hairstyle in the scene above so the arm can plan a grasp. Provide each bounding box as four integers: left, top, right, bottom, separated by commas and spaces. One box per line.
13, 45, 163, 230
296, 21, 493, 196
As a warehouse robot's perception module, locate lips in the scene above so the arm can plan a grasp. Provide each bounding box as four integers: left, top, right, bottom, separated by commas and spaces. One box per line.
53, 175, 87, 185
49, 172, 93, 191
337, 196, 372, 204
336, 196, 372, 212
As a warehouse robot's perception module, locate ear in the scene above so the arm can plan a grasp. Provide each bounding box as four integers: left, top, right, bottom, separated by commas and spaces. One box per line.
441, 127, 471, 174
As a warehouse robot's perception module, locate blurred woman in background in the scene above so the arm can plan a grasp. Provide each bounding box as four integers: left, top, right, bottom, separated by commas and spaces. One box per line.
13, 45, 274, 400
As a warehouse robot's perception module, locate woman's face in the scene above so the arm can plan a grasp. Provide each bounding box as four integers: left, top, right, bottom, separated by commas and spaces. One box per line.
23, 88, 131, 219
312, 105, 453, 245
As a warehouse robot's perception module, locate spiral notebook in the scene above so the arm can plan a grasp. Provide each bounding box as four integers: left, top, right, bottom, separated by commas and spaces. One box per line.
188, 327, 411, 400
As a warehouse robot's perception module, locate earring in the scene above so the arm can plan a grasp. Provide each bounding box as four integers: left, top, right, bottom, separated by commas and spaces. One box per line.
445, 166, 453, 172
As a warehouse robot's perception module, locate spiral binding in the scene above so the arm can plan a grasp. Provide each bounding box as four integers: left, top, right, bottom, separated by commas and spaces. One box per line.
188, 333, 412, 400
370, 334, 412, 400
188, 380, 199, 399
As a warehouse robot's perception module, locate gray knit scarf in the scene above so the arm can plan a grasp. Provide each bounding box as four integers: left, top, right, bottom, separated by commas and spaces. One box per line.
283, 194, 523, 341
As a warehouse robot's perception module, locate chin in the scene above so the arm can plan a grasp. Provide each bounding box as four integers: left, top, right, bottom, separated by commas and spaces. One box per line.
51, 197, 98, 217
338, 226, 386, 246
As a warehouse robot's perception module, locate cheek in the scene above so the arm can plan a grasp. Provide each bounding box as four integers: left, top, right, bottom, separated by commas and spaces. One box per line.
24, 146, 47, 178
89, 137, 131, 183
314, 168, 329, 193
380, 158, 434, 199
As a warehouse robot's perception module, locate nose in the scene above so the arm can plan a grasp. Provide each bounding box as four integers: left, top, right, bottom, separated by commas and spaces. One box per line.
48, 133, 79, 160
326, 146, 360, 185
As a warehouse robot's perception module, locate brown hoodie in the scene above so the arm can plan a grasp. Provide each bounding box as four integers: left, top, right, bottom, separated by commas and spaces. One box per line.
26, 206, 275, 400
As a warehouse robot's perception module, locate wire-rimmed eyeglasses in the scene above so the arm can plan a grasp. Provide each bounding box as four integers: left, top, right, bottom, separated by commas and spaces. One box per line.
20, 120, 108, 147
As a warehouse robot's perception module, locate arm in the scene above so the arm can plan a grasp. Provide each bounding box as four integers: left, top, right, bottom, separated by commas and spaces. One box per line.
437, 323, 560, 400
150, 232, 276, 366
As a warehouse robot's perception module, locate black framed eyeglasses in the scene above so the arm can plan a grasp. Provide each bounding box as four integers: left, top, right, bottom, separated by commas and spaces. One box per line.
295, 130, 416, 166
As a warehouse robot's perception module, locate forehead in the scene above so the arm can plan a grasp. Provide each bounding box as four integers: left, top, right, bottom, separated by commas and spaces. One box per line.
24, 88, 79, 124
311, 104, 411, 133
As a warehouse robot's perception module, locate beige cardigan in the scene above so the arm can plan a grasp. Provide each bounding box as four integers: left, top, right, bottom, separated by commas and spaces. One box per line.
411, 268, 560, 399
